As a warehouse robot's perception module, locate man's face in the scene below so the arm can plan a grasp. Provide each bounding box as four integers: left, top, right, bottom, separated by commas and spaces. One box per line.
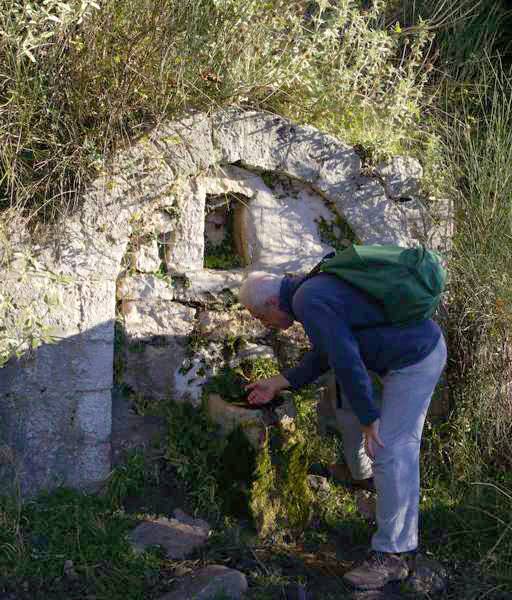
250, 301, 294, 331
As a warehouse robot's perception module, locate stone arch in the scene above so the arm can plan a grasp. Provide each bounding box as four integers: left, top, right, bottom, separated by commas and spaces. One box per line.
0, 109, 452, 495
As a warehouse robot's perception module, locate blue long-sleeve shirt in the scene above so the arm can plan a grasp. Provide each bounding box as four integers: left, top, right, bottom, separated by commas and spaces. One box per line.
280, 273, 441, 425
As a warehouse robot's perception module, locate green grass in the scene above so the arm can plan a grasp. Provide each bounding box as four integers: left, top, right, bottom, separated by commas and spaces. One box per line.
0, 488, 165, 600
430, 63, 512, 477
1, 405, 511, 599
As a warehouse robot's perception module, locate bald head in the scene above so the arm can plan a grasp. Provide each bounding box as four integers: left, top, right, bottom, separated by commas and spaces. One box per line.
238, 271, 282, 312
239, 271, 294, 330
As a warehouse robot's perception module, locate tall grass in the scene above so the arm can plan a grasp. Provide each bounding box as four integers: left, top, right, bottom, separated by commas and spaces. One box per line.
396, 0, 512, 80
441, 65, 512, 475
0, 0, 433, 223
390, 2, 512, 589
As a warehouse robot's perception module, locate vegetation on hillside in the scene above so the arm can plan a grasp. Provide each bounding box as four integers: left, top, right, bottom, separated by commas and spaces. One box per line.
0, 0, 435, 221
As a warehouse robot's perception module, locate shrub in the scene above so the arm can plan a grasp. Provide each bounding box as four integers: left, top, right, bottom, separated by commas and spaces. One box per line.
439, 64, 512, 475
0, 0, 433, 222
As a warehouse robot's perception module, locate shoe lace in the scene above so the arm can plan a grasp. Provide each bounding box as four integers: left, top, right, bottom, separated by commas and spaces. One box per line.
358, 550, 389, 569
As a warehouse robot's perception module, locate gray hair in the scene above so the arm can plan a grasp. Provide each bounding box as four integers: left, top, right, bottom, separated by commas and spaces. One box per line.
239, 271, 283, 311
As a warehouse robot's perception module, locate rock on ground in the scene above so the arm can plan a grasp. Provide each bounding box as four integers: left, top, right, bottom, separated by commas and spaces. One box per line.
403, 555, 448, 595
128, 510, 211, 559
349, 555, 448, 598
159, 565, 248, 600
354, 490, 377, 521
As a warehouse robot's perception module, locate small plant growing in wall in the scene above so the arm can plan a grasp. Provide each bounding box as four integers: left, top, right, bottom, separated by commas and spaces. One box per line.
204, 193, 244, 270
315, 214, 358, 252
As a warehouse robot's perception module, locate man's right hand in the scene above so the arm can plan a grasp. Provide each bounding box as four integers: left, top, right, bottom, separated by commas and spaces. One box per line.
245, 374, 290, 405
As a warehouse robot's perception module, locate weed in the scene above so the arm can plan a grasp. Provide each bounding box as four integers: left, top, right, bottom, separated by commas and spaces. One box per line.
316, 214, 358, 252
244, 357, 280, 381
204, 367, 249, 404
203, 359, 280, 405
0, 487, 164, 600
433, 63, 512, 475
163, 400, 225, 518
204, 193, 244, 270
107, 450, 159, 509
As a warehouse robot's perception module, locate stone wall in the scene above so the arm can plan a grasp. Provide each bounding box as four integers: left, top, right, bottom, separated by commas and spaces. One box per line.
0, 109, 453, 495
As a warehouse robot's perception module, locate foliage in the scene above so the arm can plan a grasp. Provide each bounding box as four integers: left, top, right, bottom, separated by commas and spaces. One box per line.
163, 401, 225, 518
203, 367, 249, 404
248, 387, 334, 539
395, 0, 512, 81
1, 0, 512, 596
245, 356, 280, 381
0, 487, 163, 600
420, 478, 512, 588
392, 3, 512, 591
0, 0, 434, 222
106, 449, 159, 509
162, 380, 321, 538
436, 64, 512, 475
316, 214, 358, 252
0, 0, 101, 63
204, 359, 280, 405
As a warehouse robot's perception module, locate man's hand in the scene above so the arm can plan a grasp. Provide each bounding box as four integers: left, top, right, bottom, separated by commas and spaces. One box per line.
361, 419, 385, 460
245, 374, 290, 405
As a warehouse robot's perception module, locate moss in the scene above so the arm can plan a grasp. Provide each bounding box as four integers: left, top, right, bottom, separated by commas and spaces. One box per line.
203, 367, 248, 405
260, 171, 276, 189
277, 438, 314, 534
249, 434, 281, 538
249, 424, 314, 540
127, 341, 145, 353
316, 214, 358, 251
113, 322, 125, 383
218, 427, 257, 519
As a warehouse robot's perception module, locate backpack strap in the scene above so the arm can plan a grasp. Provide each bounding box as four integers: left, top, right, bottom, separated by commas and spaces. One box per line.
303, 251, 336, 282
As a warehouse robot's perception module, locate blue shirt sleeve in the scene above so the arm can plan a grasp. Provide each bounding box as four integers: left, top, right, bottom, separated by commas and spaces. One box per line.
282, 349, 330, 389
295, 296, 380, 426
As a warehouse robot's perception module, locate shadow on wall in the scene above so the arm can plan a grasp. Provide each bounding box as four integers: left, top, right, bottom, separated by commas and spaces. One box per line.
0, 321, 190, 498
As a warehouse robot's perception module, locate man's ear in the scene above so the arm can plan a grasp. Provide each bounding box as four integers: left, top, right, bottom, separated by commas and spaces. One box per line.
266, 296, 280, 308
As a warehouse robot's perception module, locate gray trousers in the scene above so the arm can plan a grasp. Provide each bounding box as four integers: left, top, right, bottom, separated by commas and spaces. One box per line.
333, 335, 447, 553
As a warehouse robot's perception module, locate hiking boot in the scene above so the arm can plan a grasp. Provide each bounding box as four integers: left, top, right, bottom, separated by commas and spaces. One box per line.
343, 551, 414, 590
328, 463, 376, 492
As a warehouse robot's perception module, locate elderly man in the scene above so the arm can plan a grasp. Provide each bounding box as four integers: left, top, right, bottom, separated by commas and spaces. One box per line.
238, 268, 446, 590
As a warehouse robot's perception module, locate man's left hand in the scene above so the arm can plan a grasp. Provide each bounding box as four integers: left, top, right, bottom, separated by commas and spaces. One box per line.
361, 419, 384, 460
